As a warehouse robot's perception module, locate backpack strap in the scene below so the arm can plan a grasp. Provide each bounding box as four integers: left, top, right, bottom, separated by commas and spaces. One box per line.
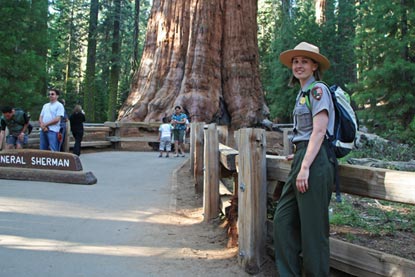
303, 82, 314, 110
303, 81, 329, 109
14, 110, 28, 125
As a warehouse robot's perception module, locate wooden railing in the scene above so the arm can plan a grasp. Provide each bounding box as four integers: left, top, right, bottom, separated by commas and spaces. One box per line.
25, 122, 112, 150
14, 120, 415, 275
24, 121, 163, 151
190, 122, 415, 276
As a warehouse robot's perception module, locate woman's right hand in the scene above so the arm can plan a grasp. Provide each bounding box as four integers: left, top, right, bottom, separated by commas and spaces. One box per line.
296, 166, 310, 193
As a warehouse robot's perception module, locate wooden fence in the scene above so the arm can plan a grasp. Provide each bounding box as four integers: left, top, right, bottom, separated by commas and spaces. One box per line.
25, 122, 112, 150
190, 122, 415, 276
9, 120, 415, 275
23, 121, 163, 151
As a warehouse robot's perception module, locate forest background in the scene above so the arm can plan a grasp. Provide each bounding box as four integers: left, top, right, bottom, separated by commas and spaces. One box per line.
0, 0, 414, 145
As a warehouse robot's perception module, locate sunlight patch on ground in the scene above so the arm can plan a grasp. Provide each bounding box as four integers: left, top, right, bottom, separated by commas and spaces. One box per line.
0, 197, 196, 226
0, 234, 236, 260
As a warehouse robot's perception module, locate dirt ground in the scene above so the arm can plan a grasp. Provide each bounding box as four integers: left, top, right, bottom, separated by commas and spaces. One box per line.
171, 158, 414, 276
170, 159, 278, 276
86, 144, 414, 275
329, 195, 415, 261
170, 160, 353, 277
331, 225, 415, 260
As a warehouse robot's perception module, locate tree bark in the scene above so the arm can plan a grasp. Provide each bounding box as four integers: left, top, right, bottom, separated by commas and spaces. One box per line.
108, 0, 122, 121
118, 0, 267, 129
84, 0, 99, 122
131, 0, 141, 73
315, 0, 326, 24
30, 0, 48, 95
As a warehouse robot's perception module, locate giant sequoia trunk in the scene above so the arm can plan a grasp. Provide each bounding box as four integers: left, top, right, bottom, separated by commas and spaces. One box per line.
118, 0, 267, 128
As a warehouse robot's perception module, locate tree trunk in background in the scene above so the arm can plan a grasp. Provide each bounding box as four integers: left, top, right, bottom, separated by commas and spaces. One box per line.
118, 0, 267, 129
315, 0, 326, 24
30, 0, 48, 95
108, 0, 122, 121
84, 0, 99, 122
336, 0, 357, 87
131, 0, 141, 73
64, 1, 75, 97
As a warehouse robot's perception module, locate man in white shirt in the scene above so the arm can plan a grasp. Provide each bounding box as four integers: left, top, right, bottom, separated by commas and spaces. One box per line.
39, 88, 65, 151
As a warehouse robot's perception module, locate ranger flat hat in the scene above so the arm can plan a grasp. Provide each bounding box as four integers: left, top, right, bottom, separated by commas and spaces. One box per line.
279, 42, 330, 71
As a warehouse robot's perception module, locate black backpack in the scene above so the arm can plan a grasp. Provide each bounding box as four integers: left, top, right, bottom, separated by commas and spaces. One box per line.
305, 82, 358, 158
304, 82, 359, 202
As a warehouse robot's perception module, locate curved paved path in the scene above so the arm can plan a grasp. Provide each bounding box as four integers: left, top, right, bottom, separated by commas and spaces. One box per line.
0, 152, 216, 277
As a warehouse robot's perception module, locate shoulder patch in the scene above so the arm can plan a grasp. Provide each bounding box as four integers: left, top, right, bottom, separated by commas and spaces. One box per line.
311, 87, 323, 101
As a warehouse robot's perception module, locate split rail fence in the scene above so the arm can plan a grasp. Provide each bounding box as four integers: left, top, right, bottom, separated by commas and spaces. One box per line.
24, 121, 162, 151
190, 122, 415, 276
14, 120, 415, 276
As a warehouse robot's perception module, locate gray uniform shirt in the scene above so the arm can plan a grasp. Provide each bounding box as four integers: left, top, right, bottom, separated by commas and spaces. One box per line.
292, 77, 335, 143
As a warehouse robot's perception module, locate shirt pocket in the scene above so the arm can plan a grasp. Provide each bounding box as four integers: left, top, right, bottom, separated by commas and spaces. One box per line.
295, 105, 312, 130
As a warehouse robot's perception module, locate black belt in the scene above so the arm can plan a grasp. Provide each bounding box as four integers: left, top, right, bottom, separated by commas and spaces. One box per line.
293, 141, 309, 153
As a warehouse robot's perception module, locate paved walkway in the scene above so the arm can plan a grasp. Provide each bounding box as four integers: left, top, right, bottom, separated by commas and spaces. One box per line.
0, 152, 201, 277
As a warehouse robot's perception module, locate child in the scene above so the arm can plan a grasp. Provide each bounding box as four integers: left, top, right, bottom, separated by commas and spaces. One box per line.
158, 117, 173, 157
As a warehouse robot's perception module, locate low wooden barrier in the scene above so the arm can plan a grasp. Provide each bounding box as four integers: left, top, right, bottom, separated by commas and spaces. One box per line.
21, 121, 164, 151
25, 122, 112, 150
191, 124, 415, 276
11, 121, 192, 152
104, 121, 160, 150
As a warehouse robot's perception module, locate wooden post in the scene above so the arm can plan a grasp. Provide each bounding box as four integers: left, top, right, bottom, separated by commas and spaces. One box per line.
113, 122, 121, 150
193, 122, 205, 193
237, 128, 267, 274
217, 125, 229, 145
203, 123, 219, 222
0, 128, 6, 150
190, 122, 196, 173
282, 128, 293, 155
63, 120, 70, 152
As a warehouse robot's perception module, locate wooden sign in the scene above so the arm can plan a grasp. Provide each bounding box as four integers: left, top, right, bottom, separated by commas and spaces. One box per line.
0, 149, 82, 171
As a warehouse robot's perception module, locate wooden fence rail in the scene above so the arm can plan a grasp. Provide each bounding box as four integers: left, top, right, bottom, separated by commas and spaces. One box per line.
22, 121, 163, 151
191, 124, 415, 276
7, 121, 415, 275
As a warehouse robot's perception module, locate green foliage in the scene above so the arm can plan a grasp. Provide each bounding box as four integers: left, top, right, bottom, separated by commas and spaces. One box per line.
48, 0, 88, 112
259, 0, 318, 122
44, 0, 151, 122
329, 199, 368, 229
259, 0, 356, 122
353, 0, 415, 144
0, 1, 45, 113
258, 0, 414, 144
330, 195, 415, 236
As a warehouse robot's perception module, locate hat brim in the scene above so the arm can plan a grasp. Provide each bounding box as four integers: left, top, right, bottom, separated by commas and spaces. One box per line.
279, 49, 330, 71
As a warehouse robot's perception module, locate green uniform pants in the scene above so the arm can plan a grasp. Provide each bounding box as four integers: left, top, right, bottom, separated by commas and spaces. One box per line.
273, 142, 335, 277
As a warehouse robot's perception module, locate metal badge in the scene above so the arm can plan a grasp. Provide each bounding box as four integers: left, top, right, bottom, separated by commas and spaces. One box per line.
299, 97, 306, 105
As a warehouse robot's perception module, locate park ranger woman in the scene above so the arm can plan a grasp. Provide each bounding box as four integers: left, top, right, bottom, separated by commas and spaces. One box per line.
273, 42, 336, 276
